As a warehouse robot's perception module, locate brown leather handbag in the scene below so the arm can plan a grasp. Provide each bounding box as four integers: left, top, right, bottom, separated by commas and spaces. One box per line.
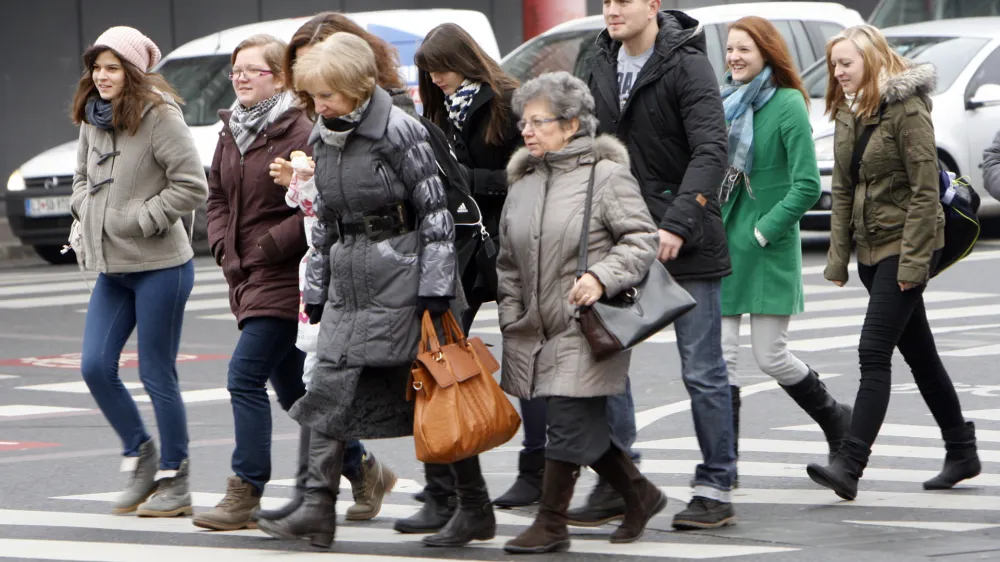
408, 310, 521, 464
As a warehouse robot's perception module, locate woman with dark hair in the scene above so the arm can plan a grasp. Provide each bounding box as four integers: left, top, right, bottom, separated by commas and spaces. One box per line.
193, 33, 316, 532
254, 12, 403, 527
716, 16, 851, 492
69, 26, 207, 517
397, 23, 546, 536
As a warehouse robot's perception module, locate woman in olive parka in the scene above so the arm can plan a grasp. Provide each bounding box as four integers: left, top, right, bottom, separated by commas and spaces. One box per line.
809, 24, 980, 500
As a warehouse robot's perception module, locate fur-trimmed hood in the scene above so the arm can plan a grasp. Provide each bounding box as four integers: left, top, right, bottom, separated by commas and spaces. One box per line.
506, 134, 630, 183
881, 62, 937, 104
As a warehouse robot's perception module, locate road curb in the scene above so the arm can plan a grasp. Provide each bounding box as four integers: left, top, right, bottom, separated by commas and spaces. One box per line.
0, 244, 38, 263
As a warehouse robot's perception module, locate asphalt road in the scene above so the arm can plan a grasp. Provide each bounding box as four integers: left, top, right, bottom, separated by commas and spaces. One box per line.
1, 235, 999, 561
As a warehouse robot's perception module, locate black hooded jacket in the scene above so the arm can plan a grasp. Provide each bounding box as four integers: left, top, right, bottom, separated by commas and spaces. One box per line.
588, 10, 731, 281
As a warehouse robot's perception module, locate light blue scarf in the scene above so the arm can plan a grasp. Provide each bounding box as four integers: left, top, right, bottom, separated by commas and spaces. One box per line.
719, 65, 776, 203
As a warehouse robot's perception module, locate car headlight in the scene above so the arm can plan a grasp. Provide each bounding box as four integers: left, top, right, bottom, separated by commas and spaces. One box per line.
814, 134, 835, 165
6, 169, 25, 191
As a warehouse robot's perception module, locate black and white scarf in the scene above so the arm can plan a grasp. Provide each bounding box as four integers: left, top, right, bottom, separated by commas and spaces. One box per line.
229, 91, 294, 154
445, 80, 481, 132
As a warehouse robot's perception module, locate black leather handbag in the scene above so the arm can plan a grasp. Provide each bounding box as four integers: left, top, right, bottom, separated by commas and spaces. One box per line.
576, 167, 698, 360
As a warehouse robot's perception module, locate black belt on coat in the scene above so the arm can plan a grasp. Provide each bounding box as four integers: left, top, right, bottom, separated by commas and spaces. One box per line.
336, 203, 415, 242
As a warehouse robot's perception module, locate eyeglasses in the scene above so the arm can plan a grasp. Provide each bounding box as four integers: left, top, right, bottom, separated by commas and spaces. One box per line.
228, 67, 274, 81
517, 117, 562, 131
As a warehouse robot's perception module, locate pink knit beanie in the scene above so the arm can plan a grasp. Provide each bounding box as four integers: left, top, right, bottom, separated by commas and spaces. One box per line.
94, 26, 162, 72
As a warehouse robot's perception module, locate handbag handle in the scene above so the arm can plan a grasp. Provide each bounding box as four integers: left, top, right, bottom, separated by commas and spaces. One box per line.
419, 310, 466, 353
575, 165, 598, 279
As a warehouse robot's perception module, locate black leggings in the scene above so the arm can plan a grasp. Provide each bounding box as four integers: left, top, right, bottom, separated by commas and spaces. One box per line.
850, 254, 966, 446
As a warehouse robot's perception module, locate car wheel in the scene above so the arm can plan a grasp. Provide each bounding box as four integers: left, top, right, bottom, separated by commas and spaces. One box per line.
34, 244, 77, 265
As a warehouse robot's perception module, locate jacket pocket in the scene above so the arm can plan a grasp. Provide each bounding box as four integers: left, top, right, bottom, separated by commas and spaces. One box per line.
104, 201, 144, 239
367, 231, 421, 308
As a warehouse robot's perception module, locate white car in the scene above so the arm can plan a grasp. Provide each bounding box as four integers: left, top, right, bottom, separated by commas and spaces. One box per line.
501, 2, 864, 85
5, 9, 500, 264
805, 17, 1000, 229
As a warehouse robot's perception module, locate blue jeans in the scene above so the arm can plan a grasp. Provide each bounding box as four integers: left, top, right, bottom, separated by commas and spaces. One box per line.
675, 279, 736, 498
227, 318, 366, 492
81, 260, 194, 470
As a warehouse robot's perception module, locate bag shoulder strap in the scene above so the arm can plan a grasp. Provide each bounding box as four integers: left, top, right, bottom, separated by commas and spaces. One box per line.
576, 165, 598, 278
850, 103, 885, 188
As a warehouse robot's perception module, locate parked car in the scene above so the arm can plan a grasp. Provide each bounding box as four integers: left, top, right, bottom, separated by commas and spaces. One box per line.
501, 2, 864, 86
869, 0, 1000, 28
4, 9, 499, 265
805, 17, 1000, 229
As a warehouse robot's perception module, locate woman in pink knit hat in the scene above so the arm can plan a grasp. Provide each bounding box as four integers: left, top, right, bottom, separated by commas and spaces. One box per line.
69, 26, 208, 518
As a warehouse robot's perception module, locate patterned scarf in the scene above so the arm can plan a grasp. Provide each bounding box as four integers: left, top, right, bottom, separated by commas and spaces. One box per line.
445, 80, 481, 132
229, 91, 294, 154
86, 97, 115, 130
719, 65, 776, 203
317, 96, 371, 147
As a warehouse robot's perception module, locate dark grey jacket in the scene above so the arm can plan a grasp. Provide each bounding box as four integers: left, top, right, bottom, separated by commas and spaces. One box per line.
306, 86, 456, 367
985, 129, 1000, 201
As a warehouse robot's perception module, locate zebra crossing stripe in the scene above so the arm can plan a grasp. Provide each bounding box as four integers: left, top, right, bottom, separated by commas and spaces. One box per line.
635, 437, 1000, 462
964, 409, 1000, 421
0, 511, 799, 559
661, 486, 1000, 511
788, 322, 1000, 352
844, 520, 1000, 532
0, 405, 89, 417
776, 423, 1000, 443
642, 459, 1000, 486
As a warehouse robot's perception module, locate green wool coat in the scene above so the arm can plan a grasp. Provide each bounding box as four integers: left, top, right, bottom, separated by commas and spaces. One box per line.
721, 88, 821, 316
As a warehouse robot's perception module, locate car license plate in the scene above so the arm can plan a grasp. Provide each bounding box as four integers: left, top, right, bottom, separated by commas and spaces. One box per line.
25, 196, 71, 218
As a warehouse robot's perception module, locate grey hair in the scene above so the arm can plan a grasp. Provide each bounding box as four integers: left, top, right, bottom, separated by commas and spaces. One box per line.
512, 71, 598, 137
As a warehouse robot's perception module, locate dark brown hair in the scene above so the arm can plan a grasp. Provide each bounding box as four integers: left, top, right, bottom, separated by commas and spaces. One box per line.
285, 12, 404, 117
415, 23, 519, 146
728, 16, 809, 107
70, 45, 182, 135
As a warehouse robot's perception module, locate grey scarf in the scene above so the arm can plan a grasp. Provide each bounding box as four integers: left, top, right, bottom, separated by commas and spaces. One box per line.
229, 91, 294, 154
86, 97, 114, 131
316, 96, 371, 147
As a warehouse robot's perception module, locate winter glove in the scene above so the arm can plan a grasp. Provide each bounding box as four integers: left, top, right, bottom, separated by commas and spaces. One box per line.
305, 303, 324, 325
417, 296, 451, 318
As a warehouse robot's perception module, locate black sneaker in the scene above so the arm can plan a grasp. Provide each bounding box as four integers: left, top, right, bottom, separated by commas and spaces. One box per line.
671, 497, 736, 530
566, 481, 625, 527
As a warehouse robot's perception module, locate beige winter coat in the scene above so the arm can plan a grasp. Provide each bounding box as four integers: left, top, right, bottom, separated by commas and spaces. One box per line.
497, 135, 658, 399
71, 92, 208, 273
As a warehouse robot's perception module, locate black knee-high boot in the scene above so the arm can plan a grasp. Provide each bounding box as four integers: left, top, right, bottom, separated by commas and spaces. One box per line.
422, 455, 496, 547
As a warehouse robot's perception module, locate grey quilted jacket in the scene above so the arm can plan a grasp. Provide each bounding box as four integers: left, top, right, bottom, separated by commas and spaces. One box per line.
307, 87, 456, 367
497, 135, 658, 399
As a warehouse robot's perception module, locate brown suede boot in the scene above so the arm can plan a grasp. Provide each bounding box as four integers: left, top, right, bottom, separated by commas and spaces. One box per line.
503, 459, 579, 554
590, 447, 667, 543
346, 452, 397, 521
192, 476, 261, 531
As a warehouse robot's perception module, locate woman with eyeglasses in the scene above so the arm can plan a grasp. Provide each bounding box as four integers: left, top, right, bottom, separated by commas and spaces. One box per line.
196, 33, 315, 532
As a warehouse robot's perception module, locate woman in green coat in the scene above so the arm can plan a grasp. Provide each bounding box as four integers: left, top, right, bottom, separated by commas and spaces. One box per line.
719, 17, 852, 470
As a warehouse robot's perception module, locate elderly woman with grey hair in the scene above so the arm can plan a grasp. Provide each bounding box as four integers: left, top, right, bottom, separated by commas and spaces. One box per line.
497, 71, 664, 554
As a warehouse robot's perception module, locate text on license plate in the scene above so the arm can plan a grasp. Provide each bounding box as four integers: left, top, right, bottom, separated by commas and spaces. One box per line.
25, 197, 71, 218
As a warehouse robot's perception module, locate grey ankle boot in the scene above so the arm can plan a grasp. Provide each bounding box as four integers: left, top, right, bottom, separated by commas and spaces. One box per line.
113, 439, 159, 514
137, 459, 193, 517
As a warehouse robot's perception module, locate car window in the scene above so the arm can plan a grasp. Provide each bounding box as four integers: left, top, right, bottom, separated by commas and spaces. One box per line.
771, 20, 803, 70
966, 45, 1000, 98
801, 36, 990, 99
703, 23, 725, 81
157, 55, 235, 128
501, 29, 600, 83
871, 0, 1000, 28
790, 20, 816, 67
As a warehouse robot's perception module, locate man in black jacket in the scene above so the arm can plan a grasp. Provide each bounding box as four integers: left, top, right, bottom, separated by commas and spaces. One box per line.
574, 0, 736, 530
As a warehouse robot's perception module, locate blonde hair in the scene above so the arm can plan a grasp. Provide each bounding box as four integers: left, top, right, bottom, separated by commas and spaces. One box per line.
825, 24, 909, 119
232, 34, 288, 78
293, 32, 377, 104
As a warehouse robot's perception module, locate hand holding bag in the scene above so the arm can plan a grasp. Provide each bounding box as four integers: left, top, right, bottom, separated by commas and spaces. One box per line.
408, 310, 521, 463
576, 166, 698, 360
